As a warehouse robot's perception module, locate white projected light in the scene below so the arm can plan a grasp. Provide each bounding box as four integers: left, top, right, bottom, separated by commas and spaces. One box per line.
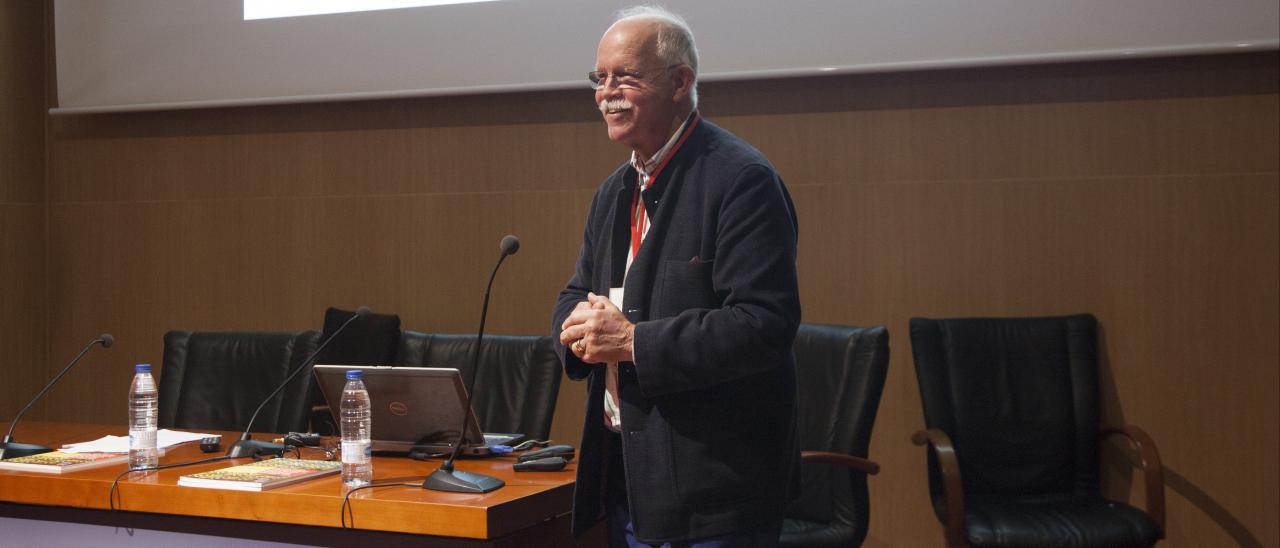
245, 0, 498, 21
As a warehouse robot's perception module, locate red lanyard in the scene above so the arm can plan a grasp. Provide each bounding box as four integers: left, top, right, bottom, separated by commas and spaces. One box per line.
630, 113, 701, 261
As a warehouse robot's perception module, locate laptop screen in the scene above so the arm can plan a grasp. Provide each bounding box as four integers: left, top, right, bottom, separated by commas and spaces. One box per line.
313, 365, 487, 452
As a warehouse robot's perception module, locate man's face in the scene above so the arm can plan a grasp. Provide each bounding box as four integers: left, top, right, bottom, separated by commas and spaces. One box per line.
594, 20, 680, 159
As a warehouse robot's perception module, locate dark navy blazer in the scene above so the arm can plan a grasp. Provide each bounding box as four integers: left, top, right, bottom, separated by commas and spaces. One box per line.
552, 117, 802, 543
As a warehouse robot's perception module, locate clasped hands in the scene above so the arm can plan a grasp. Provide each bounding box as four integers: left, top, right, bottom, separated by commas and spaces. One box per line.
560, 292, 634, 364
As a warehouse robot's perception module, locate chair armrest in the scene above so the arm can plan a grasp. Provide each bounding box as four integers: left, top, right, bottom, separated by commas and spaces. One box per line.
1101, 424, 1166, 538
800, 450, 880, 475
912, 429, 968, 548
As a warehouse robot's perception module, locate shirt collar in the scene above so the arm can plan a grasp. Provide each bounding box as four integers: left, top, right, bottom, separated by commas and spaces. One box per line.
630, 110, 698, 178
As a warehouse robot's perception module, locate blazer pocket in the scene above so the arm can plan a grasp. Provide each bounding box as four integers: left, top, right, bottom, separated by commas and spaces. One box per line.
654, 259, 716, 319
663, 398, 766, 507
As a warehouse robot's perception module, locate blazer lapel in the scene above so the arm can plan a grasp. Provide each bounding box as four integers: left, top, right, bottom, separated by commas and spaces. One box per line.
621, 130, 700, 318
606, 171, 635, 291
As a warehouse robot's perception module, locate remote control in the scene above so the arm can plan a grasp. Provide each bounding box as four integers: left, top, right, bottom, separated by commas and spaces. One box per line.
517, 444, 575, 463
513, 456, 568, 472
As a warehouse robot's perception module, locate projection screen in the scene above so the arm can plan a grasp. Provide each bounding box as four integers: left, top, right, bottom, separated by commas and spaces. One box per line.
52, 0, 1279, 114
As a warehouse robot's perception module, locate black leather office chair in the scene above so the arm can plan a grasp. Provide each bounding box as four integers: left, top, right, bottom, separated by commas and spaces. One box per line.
309, 307, 402, 434
780, 323, 890, 548
909, 314, 1164, 548
314, 307, 401, 366
159, 330, 321, 433
397, 331, 562, 442
395, 329, 432, 369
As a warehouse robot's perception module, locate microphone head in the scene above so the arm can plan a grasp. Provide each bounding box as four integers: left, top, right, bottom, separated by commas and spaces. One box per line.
99, 333, 115, 348
354, 306, 372, 317
500, 235, 520, 256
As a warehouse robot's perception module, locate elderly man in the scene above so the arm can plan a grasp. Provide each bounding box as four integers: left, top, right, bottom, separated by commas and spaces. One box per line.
552, 6, 801, 547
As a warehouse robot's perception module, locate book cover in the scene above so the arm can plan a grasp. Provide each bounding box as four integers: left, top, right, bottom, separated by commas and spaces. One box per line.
178, 458, 342, 492
0, 451, 127, 474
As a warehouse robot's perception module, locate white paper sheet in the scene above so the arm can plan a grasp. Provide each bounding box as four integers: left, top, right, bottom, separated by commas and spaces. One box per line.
60, 430, 214, 453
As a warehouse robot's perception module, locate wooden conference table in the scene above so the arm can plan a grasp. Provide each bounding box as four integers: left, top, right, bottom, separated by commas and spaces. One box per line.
0, 422, 596, 546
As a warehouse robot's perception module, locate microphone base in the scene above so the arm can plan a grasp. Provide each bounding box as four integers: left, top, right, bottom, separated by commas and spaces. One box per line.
226, 439, 287, 459
0, 441, 53, 461
422, 467, 504, 493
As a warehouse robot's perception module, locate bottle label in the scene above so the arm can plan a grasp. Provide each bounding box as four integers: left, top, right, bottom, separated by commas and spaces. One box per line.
342, 441, 371, 464
129, 430, 157, 448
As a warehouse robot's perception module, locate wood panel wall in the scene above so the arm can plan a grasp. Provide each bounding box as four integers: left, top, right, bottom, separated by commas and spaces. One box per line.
10, 10, 1279, 543
0, 0, 47, 426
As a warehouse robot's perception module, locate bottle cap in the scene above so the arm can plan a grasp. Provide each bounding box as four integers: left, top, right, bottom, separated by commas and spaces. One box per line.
135, 363, 152, 373
346, 370, 362, 379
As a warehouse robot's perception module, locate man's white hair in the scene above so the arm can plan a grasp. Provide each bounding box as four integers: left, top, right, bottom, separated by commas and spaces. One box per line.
615, 5, 699, 106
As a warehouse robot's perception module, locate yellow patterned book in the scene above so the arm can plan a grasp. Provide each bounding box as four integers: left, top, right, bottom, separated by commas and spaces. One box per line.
177, 458, 341, 491
0, 451, 128, 474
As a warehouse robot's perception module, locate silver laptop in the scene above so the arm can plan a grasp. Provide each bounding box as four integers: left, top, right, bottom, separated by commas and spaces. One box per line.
313, 365, 523, 456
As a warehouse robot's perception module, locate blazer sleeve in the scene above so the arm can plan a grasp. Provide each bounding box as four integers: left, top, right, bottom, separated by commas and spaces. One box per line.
631, 163, 801, 397
551, 190, 603, 381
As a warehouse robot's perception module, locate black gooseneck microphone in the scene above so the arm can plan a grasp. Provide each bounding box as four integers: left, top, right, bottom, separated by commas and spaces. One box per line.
1, 333, 114, 461
423, 235, 520, 493
226, 307, 371, 459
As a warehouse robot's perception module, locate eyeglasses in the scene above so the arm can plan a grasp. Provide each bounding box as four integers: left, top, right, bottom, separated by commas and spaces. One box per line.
588, 64, 680, 90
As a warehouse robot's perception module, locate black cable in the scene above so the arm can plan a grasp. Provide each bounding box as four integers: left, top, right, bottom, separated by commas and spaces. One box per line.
340, 482, 419, 528
284, 444, 339, 460
298, 444, 338, 460
511, 439, 551, 451
108, 455, 423, 529
275, 433, 337, 460
108, 454, 232, 510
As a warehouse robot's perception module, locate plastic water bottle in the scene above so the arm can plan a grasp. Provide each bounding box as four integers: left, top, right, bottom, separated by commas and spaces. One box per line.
128, 363, 159, 470
340, 370, 372, 487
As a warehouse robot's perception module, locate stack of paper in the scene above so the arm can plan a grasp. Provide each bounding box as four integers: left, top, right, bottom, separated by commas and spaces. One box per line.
60, 430, 213, 453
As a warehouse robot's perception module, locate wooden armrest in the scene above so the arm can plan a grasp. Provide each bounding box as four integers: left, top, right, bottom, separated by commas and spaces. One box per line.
1101, 424, 1166, 538
912, 429, 968, 548
800, 450, 880, 475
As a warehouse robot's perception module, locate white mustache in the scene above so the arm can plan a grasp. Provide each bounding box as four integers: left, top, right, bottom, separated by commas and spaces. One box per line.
599, 99, 633, 113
